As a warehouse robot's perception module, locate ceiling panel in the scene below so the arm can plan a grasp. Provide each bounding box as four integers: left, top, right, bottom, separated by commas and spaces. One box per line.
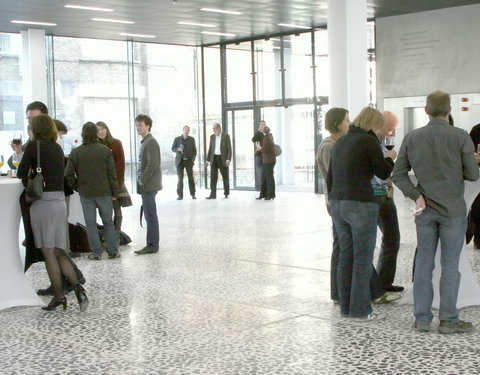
0, 0, 479, 45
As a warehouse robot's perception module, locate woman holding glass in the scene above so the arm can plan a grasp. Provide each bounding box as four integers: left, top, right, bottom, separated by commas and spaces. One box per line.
17, 114, 88, 312
327, 107, 396, 320
96, 121, 131, 233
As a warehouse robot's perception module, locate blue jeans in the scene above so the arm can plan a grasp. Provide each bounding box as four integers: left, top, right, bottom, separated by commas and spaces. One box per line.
414, 209, 466, 324
80, 196, 118, 257
140, 190, 159, 251
330, 199, 379, 317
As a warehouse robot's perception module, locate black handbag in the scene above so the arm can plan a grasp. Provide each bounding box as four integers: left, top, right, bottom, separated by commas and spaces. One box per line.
26, 140, 45, 201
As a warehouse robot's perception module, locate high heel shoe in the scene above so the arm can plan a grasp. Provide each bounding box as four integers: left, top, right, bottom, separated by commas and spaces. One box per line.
74, 284, 89, 312
42, 296, 67, 311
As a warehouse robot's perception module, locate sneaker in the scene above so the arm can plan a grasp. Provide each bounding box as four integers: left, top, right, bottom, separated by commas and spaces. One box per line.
108, 252, 121, 259
353, 311, 385, 320
414, 321, 431, 332
87, 254, 102, 260
373, 292, 401, 304
438, 320, 474, 334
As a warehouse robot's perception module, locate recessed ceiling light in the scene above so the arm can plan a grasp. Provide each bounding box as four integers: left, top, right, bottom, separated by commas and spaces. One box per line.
202, 31, 237, 37
178, 21, 216, 28
292, 5, 308, 10
92, 18, 134, 24
277, 23, 311, 30
119, 33, 156, 38
200, 8, 243, 15
11, 20, 57, 26
65, 5, 114, 12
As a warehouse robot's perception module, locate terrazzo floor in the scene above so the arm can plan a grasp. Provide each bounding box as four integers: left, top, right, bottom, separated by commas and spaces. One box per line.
2, 183, 480, 374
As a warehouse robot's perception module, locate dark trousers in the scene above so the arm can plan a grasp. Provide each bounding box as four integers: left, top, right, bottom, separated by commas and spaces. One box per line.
470, 192, 480, 246
210, 155, 229, 197
375, 196, 401, 288
140, 190, 159, 251
260, 161, 276, 199
255, 154, 263, 191
176, 159, 195, 198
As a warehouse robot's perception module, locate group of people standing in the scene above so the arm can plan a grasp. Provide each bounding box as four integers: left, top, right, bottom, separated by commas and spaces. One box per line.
17, 101, 163, 311
319, 91, 480, 334
252, 121, 277, 200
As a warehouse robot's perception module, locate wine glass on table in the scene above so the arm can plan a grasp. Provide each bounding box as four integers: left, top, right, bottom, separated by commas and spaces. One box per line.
12, 153, 22, 176
384, 135, 395, 151
0, 155, 4, 175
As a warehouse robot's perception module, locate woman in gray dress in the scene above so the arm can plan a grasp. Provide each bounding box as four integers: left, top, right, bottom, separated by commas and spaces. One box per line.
17, 114, 88, 312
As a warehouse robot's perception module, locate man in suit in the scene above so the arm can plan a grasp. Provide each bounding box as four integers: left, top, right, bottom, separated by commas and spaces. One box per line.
171, 125, 197, 200
206, 123, 232, 199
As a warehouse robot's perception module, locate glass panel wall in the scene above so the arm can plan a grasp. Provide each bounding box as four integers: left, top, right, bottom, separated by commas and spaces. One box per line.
132, 43, 200, 191
0, 33, 23, 164
284, 33, 315, 99
226, 42, 252, 103
254, 39, 282, 102
51, 37, 130, 174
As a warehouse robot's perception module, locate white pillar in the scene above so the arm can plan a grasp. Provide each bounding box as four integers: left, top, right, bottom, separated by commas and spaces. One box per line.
21, 29, 48, 112
327, 0, 368, 118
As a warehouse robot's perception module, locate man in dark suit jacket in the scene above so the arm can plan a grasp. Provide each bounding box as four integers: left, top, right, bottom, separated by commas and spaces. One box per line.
171, 125, 197, 200
206, 123, 232, 199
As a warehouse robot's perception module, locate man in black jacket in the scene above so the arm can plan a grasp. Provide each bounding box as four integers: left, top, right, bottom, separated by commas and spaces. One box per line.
206, 123, 232, 199
171, 125, 197, 200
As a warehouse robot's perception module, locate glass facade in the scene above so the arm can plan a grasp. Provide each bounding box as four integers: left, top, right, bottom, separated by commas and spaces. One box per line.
0, 33, 23, 164
8, 23, 375, 193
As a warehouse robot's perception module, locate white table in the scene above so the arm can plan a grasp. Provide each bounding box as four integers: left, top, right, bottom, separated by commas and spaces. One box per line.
399, 180, 480, 308
0, 178, 41, 310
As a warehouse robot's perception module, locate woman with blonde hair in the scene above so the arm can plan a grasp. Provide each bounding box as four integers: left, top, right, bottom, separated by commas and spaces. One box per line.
96, 121, 131, 233
327, 106, 396, 320
17, 114, 88, 311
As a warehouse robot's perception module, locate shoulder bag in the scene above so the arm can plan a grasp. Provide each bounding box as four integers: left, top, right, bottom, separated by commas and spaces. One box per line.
26, 140, 45, 201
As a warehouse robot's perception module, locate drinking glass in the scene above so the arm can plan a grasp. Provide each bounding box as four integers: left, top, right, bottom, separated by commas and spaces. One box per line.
384, 136, 395, 150
0, 155, 4, 175
12, 152, 22, 170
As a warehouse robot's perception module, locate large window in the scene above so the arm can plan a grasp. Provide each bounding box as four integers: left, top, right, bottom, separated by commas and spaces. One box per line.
0, 33, 23, 162
132, 43, 200, 188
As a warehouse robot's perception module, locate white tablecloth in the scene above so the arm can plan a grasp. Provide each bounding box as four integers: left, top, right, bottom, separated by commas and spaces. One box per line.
399, 180, 480, 308
0, 178, 41, 310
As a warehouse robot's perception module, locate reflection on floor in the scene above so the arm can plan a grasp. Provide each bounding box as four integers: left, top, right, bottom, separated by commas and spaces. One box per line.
2, 188, 480, 374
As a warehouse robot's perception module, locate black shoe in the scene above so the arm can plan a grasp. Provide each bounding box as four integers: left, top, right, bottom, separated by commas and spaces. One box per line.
37, 285, 54, 296
177, 197, 183, 200
206, 196, 216, 200
383, 285, 404, 292
224, 194, 229, 198
108, 252, 121, 259
255, 196, 265, 200
78, 277, 86, 285
74, 284, 89, 312
42, 296, 67, 311
192, 196, 197, 199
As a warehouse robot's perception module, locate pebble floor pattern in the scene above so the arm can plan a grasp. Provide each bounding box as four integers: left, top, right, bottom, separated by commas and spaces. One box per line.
2, 183, 480, 374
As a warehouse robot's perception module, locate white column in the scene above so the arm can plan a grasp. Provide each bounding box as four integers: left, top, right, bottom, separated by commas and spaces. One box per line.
21, 29, 48, 112
327, 0, 368, 118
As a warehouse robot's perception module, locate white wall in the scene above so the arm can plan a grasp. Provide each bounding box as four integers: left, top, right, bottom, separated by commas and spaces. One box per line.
376, 4, 480, 107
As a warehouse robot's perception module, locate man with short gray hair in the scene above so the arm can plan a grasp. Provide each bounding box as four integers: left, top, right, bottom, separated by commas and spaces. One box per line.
393, 90, 479, 333
206, 123, 232, 199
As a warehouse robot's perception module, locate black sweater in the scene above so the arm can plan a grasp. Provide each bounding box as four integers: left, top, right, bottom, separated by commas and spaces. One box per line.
17, 140, 65, 192
327, 125, 393, 202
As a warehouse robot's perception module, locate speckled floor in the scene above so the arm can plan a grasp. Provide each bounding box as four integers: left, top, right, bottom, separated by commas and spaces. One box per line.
2, 183, 480, 374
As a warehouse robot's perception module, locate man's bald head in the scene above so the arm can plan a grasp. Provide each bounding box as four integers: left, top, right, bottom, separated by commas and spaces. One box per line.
383, 111, 399, 137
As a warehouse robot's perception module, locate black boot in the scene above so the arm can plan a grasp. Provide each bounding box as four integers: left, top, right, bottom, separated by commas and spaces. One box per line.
42, 296, 67, 311
74, 284, 89, 312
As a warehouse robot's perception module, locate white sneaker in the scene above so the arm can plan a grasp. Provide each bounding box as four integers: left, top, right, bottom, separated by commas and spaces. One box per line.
363, 311, 386, 321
